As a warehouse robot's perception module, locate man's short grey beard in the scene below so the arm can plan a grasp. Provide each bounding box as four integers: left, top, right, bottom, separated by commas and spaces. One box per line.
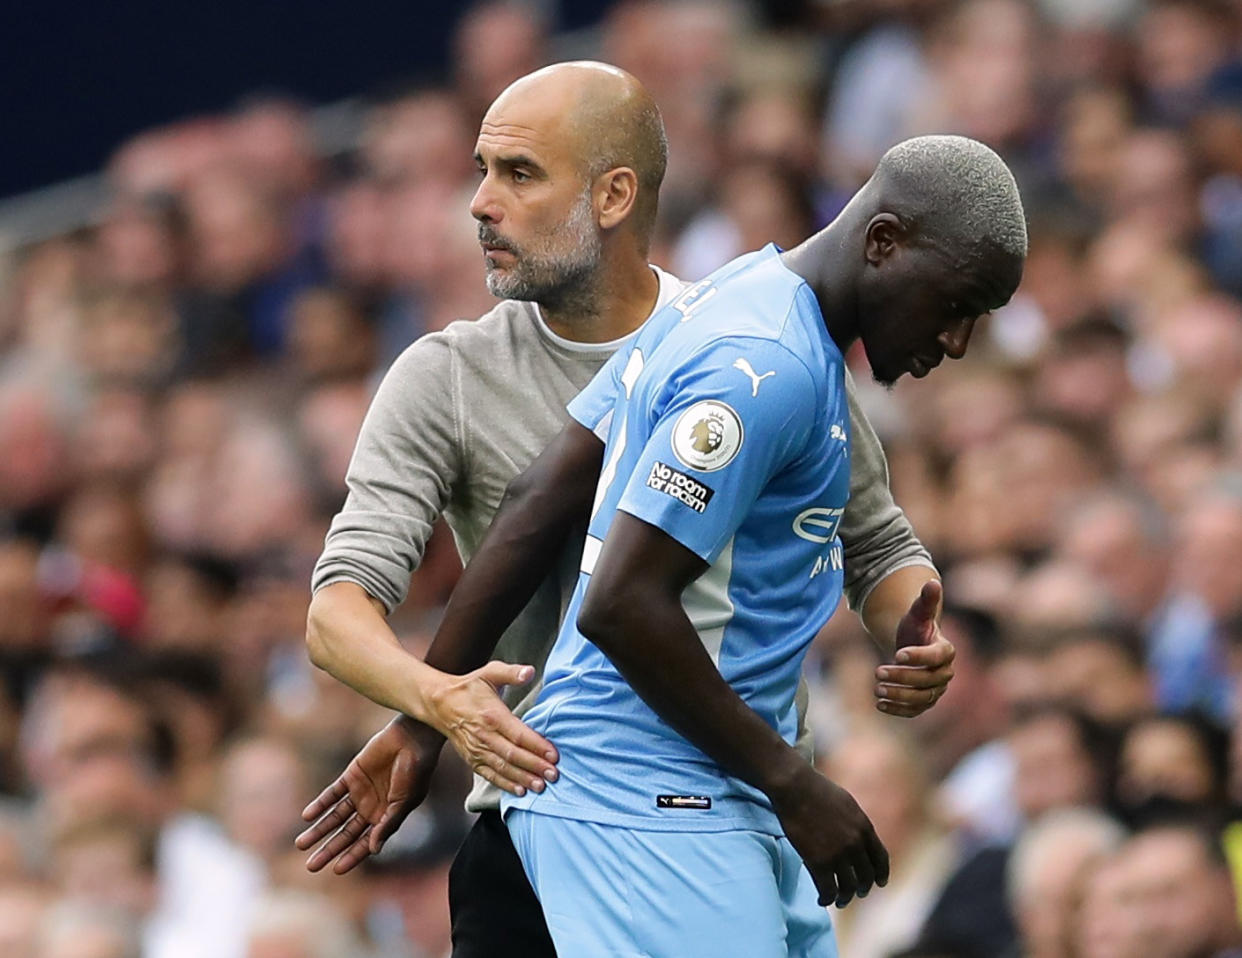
485, 189, 603, 307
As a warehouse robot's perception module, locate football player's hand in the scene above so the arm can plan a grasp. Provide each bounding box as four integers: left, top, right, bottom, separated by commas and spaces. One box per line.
296, 715, 441, 874
425, 661, 559, 796
772, 763, 889, 908
874, 580, 954, 718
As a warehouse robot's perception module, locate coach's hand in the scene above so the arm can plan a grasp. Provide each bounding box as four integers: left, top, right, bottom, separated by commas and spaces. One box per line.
425, 661, 559, 797
771, 763, 889, 908
297, 714, 443, 874
874, 580, 954, 718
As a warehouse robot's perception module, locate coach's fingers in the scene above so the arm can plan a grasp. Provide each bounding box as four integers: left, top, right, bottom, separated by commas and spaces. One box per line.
905, 581, 942, 631
470, 759, 534, 798
478, 728, 557, 785
475, 695, 559, 770
477, 660, 536, 690
875, 696, 930, 718
875, 664, 952, 692
295, 796, 353, 850
888, 639, 955, 672
471, 735, 545, 794
302, 777, 348, 822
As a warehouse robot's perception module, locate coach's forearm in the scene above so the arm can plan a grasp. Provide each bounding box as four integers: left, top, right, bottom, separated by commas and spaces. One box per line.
859, 564, 940, 655
306, 581, 450, 724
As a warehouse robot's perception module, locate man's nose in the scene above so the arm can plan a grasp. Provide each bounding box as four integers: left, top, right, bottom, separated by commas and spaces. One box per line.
939, 316, 976, 359
470, 178, 500, 222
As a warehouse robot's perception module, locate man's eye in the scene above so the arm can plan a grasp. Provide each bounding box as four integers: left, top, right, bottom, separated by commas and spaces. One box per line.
512, 169, 531, 183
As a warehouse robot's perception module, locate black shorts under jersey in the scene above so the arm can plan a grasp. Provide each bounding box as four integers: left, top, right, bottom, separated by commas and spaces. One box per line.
449, 808, 557, 958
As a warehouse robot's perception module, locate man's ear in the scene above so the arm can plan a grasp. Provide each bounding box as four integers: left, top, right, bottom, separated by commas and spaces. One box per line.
597, 167, 638, 230
864, 213, 905, 266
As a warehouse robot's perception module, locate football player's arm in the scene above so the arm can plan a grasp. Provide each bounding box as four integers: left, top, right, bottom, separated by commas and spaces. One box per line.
422, 420, 604, 677
578, 514, 888, 908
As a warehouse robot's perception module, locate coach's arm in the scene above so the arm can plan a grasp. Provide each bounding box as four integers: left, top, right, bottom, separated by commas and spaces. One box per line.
299, 422, 605, 871
578, 512, 889, 908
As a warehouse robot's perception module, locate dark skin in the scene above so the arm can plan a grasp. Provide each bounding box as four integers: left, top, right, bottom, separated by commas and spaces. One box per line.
299, 575, 946, 876
301, 419, 891, 902
300, 73, 961, 875
580, 499, 890, 907
299, 425, 603, 872
300, 174, 1021, 902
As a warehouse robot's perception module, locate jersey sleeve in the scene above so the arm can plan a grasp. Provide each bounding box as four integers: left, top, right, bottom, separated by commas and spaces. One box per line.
615, 338, 819, 563
567, 344, 631, 439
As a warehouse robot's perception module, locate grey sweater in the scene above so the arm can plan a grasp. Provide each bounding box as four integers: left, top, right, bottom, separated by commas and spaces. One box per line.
313, 268, 934, 811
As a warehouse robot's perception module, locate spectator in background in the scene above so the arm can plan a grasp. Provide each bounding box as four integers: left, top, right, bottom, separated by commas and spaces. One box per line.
243, 890, 369, 958
179, 164, 327, 368
671, 157, 817, 279
1115, 711, 1231, 827
1057, 490, 1172, 634
1030, 318, 1132, 434
1008, 703, 1115, 825
90, 193, 187, 291
360, 85, 476, 193
36, 901, 143, 958
284, 287, 377, 387
826, 726, 959, 958
1133, 0, 1239, 126
913, 607, 1017, 843
1044, 625, 1153, 727
1079, 823, 1242, 958
0, 377, 72, 540
1151, 483, 1242, 721
1076, 849, 1156, 958
6, 1, 1242, 954
0, 881, 49, 958
227, 97, 322, 212
1006, 807, 1127, 958
919, 703, 1116, 958
45, 815, 157, 923
452, 1, 551, 122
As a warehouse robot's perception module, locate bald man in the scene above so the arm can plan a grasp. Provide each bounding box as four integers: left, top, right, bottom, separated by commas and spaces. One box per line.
301, 62, 954, 958
414, 132, 1025, 956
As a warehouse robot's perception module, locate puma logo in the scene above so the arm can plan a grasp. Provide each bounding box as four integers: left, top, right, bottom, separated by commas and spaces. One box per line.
733, 358, 776, 397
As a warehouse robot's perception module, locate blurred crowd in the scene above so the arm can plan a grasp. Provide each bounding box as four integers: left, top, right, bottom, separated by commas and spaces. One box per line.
3, 0, 1242, 955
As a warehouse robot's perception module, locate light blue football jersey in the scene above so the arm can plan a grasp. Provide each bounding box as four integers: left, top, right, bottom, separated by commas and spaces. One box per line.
502, 245, 851, 835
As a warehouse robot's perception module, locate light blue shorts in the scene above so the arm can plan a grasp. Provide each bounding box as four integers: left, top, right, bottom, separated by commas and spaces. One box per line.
506, 809, 837, 958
